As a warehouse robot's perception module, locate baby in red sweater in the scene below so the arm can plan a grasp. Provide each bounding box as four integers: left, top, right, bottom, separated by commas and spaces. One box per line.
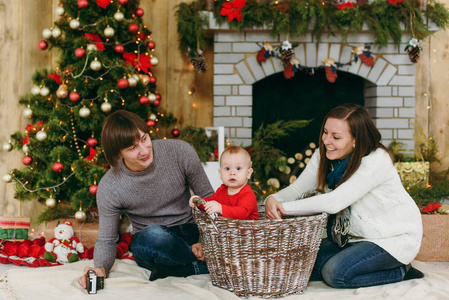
189, 146, 259, 220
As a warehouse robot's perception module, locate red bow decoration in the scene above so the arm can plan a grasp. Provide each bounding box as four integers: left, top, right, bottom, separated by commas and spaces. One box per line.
87, 147, 97, 161
387, 0, 403, 5
96, 0, 111, 9
336, 2, 354, 9
422, 202, 441, 213
84, 33, 105, 51
47, 73, 62, 85
123, 52, 152, 73
23, 121, 43, 145
220, 0, 246, 23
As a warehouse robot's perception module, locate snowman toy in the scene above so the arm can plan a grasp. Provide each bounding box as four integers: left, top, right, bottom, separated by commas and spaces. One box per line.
44, 220, 84, 264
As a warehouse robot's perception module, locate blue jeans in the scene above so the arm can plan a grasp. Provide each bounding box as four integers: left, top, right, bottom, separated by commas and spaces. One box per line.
310, 238, 407, 288
129, 223, 208, 275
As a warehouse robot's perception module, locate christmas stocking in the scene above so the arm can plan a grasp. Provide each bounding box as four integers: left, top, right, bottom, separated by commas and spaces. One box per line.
325, 66, 338, 83
358, 51, 374, 66
257, 47, 268, 63
284, 63, 295, 79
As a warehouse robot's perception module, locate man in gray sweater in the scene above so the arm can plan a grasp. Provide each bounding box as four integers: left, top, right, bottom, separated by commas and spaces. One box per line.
78, 110, 214, 289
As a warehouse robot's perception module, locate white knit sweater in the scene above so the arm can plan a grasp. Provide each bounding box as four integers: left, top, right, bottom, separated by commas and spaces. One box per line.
269, 148, 423, 264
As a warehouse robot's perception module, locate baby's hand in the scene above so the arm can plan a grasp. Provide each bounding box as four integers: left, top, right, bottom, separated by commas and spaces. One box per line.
204, 201, 222, 215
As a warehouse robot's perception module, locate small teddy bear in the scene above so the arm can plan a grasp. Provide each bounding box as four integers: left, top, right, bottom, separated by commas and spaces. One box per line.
44, 220, 84, 264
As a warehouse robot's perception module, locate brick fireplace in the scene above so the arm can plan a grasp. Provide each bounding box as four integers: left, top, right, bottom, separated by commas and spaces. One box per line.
206, 12, 422, 150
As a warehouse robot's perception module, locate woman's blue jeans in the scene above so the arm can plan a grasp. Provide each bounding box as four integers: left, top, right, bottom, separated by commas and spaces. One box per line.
310, 238, 407, 288
129, 223, 208, 275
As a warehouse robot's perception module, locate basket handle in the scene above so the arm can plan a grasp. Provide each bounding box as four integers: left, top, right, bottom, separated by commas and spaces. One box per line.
192, 196, 219, 233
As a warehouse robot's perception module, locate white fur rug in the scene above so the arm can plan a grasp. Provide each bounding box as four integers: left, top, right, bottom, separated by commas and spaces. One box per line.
0, 259, 447, 300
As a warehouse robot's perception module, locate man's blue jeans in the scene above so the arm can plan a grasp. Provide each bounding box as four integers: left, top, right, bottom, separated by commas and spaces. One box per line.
129, 223, 208, 275
310, 238, 407, 288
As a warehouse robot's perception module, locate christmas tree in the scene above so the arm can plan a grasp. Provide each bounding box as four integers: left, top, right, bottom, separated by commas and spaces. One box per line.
2, 0, 175, 224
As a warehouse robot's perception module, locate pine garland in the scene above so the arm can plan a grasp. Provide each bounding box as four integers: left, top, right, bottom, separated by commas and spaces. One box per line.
176, 0, 449, 56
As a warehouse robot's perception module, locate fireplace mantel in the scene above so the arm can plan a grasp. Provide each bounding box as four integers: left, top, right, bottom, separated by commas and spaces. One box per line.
203, 11, 436, 149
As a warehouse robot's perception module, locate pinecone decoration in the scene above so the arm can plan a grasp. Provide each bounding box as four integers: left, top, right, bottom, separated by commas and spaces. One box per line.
405, 38, 422, 64
280, 49, 294, 68
407, 46, 421, 63
190, 54, 207, 73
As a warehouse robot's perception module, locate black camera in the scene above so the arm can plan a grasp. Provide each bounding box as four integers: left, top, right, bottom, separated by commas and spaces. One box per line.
87, 270, 104, 294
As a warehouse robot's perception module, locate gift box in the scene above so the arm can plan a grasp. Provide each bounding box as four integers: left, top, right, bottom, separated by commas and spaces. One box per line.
44, 218, 99, 248
0, 217, 30, 241
415, 214, 449, 262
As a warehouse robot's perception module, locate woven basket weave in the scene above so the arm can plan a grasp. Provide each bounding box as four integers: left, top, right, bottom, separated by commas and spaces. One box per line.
193, 207, 328, 298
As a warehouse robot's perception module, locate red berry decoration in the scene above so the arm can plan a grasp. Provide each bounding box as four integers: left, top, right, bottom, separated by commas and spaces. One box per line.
69, 91, 80, 102
128, 23, 139, 34
171, 128, 180, 138
118, 0, 128, 4
148, 40, 156, 50
38, 40, 48, 50
117, 78, 129, 89
139, 96, 149, 105
135, 8, 144, 17
89, 184, 98, 195
75, 48, 86, 58
114, 44, 124, 54
22, 155, 33, 165
146, 120, 155, 127
151, 99, 160, 107
149, 76, 157, 84
87, 137, 98, 147
77, 0, 88, 8
52, 161, 64, 173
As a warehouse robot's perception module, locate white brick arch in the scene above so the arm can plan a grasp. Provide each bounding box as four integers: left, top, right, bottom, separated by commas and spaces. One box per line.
212, 31, 416, 149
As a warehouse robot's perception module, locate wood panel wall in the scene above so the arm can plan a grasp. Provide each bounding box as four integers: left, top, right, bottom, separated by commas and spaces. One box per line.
0, 0, 447, 232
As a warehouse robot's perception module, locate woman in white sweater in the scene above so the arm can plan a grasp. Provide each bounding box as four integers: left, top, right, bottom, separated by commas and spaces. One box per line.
265, 103, 423, 288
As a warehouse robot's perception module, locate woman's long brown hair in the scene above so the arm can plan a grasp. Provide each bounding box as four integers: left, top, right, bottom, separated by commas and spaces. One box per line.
317, 103, 389, 190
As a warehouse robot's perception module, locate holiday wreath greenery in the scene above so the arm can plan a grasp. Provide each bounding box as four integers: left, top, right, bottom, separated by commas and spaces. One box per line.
176, 0, 449, 58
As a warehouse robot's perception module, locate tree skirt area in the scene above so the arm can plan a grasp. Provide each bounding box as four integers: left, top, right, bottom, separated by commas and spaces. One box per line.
0, 260, 448, 300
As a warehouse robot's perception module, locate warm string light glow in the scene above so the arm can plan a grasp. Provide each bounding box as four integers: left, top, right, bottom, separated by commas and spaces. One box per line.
12, 172, 76, 193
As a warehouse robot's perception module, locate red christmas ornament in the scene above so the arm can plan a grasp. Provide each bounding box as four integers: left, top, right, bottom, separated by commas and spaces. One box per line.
148, 40, 156, 50
75, 48, 86, 58
22, 155, 33, 165
146, 119, 155, 127
87, 137, 98, 147
151, 99, 160, 107
69, 91, 80, 102
78, 0, 88, 8
38, 40, 48, 50
171, 128, 180, 138
128, 23, 139, 34
114, 44, 125, 54
139, 95, 149, 105
117, 78, 129, 89
149, 75, 157, 84
52, 161, 64, 172
89, 184, 98, 195
135, 8, 144, 17
118, 0, 128, 4
155, 93, 162, 100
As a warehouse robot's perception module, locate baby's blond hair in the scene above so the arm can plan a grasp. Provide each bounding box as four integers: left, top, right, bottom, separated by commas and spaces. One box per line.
220, 146, 251, 168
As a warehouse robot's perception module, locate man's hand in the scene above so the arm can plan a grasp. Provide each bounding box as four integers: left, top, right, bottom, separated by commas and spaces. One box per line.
265, 196, 286, 220
192, 242, 205, 261
78, 266, 106, 289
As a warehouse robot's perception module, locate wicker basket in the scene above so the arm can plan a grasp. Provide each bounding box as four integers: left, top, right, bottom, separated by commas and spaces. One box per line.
193, 207, 328, 298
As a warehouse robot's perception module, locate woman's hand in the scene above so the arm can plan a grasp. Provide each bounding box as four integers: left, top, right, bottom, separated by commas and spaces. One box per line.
78, 266, 106, 289
265, 196, 286, 220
